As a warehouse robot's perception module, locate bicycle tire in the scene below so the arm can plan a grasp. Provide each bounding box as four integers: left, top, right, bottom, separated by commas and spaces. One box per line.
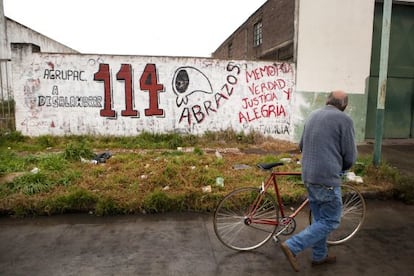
309, 184, 366, 245
213, 187, 279, 251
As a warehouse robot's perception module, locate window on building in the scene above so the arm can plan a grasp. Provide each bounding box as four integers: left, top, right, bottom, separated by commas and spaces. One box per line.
253, 21, 263, 47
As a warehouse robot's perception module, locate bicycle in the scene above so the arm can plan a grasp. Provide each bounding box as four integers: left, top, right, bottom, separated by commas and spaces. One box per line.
213, 162, 366, 251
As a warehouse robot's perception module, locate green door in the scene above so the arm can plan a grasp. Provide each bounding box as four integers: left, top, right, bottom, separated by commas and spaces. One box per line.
366, 3, 414, 138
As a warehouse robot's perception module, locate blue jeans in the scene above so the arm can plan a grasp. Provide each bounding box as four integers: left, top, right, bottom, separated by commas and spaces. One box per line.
285, 183, 342, 261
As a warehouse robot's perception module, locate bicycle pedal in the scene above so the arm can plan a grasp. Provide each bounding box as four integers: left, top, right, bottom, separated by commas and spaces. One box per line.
272, 236, 280, 243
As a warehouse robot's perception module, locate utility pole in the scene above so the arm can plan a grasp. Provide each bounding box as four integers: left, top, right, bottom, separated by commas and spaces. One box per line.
373, 0, 393, 166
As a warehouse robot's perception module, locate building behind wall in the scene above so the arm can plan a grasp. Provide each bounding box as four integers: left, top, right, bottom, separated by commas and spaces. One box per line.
214, 0, 414, 141
0, 0, 78, 131
212, 0, 295, 61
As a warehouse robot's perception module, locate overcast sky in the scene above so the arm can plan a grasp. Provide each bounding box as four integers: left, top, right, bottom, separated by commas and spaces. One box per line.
3, 0, 267, 57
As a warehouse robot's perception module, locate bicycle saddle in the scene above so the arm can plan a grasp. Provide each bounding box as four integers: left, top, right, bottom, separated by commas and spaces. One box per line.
256, 162, 284, 170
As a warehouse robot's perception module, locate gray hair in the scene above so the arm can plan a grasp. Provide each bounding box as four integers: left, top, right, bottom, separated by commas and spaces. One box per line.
326, 91, 348, 111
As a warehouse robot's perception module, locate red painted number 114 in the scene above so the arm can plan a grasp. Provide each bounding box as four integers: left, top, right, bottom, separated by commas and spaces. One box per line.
94, 63, 165, 118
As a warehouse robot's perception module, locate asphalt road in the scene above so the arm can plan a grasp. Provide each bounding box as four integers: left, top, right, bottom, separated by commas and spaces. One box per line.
1, 199, 413, 276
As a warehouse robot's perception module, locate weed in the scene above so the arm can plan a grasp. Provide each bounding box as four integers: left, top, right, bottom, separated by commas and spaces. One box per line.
143, 191, 174, 213
38, 153, 68, 171
56, 170, 82, 187
193, 147, 204, 155
0, 150, 25, 174
8, 172, 51, 195
0, 131, 408, 217
35, 135, 59, 148
44, 188, 97, 214
95, 197, 120, 216
0, 130, 26, 143
64, 140, 95, 161
394, 175, 414, 204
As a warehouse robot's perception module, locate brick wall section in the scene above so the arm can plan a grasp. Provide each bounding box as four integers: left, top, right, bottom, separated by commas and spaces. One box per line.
212, 0, 295, 61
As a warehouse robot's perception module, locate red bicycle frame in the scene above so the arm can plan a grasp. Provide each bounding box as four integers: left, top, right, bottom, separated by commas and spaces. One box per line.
246, 171, 307, 227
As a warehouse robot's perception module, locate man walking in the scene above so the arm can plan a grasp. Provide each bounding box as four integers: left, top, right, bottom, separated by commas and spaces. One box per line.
280, 90, 357, 272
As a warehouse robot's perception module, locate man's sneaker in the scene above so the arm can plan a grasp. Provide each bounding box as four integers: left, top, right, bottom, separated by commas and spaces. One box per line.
280, 242, 300, 272
312, 255, 337, 266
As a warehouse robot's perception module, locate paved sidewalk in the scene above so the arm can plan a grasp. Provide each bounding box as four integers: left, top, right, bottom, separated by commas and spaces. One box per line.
1, 200, 413, 276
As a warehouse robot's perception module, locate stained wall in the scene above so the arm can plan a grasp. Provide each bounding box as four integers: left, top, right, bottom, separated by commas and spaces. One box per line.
12, 46, 300, 141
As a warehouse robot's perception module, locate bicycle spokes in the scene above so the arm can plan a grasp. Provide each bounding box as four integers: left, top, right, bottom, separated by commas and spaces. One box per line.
213, 187, 279, 251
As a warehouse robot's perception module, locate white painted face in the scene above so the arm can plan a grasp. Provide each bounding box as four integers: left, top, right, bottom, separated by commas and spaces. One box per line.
172, 66, 213, 107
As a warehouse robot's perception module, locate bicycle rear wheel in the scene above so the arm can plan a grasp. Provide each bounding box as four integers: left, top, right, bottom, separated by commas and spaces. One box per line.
309, 184, 366, 245
213, 187, 279, 251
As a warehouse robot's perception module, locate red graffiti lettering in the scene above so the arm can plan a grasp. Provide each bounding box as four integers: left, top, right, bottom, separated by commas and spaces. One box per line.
241, 92, 278, 109
140, 64, 165, 116
283, 88, 292, 100
94, 63, 116, 118
238, 104, 286, 123
117, 64, 138, 117
245, 64, 279, 83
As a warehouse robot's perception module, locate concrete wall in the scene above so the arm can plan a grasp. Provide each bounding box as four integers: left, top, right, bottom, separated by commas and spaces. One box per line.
292, 0, 376, 142
296, 0, 375, 94
12, 45, 299, 140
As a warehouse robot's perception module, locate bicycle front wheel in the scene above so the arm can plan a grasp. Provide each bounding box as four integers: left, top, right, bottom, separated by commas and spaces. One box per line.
327, 184, 366, 244
213, 187, 279, 251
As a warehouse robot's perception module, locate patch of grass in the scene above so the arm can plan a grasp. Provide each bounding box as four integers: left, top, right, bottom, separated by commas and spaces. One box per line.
193, 147, 204, 155
95, 197, 120, 216
7, 172, 51, 195
143, 190, 175, 213
35, 135, 60, 148
0, 150, 25, 175
64, 140, 95, 161
202, 129, 261, 145
43, 188, 97, 214
0, 130, 409, 218
393, 175, 414, 204
56, 170, 82, 187
0, 130, 26, 144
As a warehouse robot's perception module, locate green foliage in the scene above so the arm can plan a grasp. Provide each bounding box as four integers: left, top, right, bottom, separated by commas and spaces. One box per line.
0, 131, 410, 218
143, 191, 174, 213
353, 155, 373, 176
63, 140, 95, 161
134, 132, 184, 149
193, 147, 204, 155
0, 150, 25, 174
0, 130, 26, 143
56, 170, 81, 187
161, 150, 184, 157
394, 175, 414, 204
181, 134, 199, 146
203, 129, 262, 144
95, 197, 120, 216
45, 188, 97, 214
8, 172, 51, 195
37, 153, 67, 171
35, 135, 59, 148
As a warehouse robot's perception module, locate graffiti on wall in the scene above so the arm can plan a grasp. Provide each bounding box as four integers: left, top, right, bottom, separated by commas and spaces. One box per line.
16, 54, 295, 138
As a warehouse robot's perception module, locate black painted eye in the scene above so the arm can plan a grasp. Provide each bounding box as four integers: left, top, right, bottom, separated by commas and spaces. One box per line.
175, 70, 189, 93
